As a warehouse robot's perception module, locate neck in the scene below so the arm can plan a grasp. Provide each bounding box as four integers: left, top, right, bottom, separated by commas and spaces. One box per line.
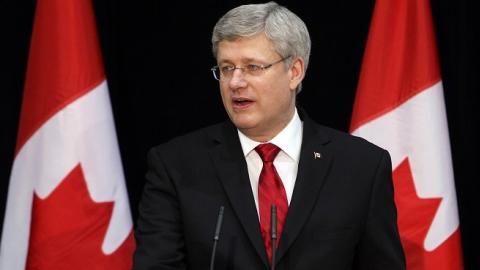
240, 109, 295, 143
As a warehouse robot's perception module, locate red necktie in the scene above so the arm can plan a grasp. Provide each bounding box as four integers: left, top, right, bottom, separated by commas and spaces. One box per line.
255, 143, 288, 264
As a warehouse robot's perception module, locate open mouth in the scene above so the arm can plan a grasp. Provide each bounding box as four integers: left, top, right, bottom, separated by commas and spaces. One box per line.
232, 97, 254, 109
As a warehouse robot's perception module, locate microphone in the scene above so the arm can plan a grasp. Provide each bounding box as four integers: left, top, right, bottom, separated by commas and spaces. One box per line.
271, 204, 277, 270
209, 206, 225, 270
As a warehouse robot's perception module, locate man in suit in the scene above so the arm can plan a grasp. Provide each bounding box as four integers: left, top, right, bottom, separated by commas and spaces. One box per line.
132, 2, 405, 269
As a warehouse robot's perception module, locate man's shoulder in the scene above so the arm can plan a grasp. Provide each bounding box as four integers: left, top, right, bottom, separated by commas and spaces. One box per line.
299, 108, 384, 155
308, 119, 387, 156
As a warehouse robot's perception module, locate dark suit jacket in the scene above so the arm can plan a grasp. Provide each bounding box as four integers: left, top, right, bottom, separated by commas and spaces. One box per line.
132, 113, 405, 270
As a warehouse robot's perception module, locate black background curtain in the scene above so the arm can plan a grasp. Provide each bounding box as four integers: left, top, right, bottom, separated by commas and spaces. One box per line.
0, 0, 478, 268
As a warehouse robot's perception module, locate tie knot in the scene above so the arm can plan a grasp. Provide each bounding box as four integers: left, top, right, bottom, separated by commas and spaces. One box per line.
255, 143, 281, 163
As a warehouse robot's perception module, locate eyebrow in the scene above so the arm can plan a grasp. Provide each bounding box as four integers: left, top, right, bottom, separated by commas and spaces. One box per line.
218, 57, 266, 65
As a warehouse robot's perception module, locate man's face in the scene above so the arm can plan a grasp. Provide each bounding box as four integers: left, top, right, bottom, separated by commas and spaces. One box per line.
216, 34, 303, 142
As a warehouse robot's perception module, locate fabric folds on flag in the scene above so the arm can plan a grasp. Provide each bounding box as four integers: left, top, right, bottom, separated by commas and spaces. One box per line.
0, 0, 135, 269
350, 0, 463, 269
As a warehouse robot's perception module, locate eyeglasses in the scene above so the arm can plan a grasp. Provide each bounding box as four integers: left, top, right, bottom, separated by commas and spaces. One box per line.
211, 56, 291, 81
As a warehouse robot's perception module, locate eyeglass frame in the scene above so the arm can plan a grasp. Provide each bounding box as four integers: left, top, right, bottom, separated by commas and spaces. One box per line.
211, 55, 292, 81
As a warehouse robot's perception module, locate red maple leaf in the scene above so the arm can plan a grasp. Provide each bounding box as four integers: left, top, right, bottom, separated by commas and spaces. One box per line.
393, 158, 463, 270
26, 164, 135, 270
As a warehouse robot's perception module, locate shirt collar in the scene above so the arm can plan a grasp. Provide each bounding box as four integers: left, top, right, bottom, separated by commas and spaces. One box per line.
237, 108, 303, 162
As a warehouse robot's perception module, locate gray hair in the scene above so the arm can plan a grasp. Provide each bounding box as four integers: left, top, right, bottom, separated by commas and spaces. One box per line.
211, 2, 311, 92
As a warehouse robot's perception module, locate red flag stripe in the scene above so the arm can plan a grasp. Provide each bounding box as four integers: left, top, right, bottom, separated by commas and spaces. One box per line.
350, 0, 441, 132
16, 0, 104, 153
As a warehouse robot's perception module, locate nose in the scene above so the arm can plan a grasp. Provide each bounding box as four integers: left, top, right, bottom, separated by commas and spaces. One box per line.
228, 68, 247, 89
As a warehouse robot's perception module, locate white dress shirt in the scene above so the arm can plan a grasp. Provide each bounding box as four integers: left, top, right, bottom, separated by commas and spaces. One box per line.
237, 109, 303, 216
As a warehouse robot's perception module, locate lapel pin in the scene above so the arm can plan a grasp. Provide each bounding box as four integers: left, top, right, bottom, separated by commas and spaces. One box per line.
313, 152, 321, 159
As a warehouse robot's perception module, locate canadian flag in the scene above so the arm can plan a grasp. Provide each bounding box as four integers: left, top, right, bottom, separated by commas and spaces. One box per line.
350, 0, 463, 269
0, 0, 135, 269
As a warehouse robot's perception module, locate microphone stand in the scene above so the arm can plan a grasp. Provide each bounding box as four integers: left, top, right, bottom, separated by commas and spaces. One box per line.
271, 205, 277, 270
209, 206, 224, 270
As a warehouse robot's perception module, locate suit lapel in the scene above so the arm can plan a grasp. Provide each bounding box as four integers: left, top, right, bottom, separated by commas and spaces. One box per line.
275, 116, 333, 264
208, 122, 270, 268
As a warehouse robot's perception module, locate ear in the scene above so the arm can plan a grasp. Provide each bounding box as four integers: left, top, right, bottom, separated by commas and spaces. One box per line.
288, 57, 305, 91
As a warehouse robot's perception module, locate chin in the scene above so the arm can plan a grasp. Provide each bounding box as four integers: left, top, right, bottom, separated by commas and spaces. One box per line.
230, 116, 259, 131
